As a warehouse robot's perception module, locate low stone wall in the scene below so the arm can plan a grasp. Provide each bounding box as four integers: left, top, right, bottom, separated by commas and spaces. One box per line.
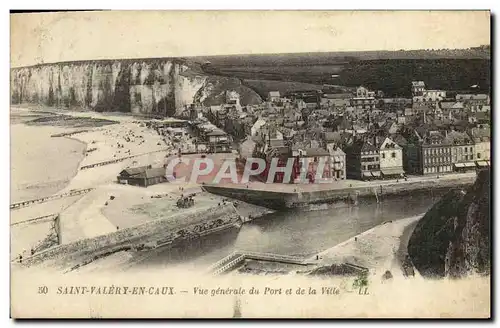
17, 204, 239, 268
289, 176, 476, 206
203, 175, 476, 209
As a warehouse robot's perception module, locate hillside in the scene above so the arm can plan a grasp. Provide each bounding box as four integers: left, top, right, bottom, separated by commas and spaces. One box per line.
408, 169, 491, 278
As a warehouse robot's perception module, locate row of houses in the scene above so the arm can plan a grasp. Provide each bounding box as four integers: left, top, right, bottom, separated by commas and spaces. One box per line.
403, 126, 490, 175
246, 123, 490, 183
189, 119, 232, 153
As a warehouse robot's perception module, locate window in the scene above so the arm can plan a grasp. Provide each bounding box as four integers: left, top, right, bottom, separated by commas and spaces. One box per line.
465, 147, 468, 153
470, 147, 473, 152
391, 152, 396, 158
362, 165, 366, 170
382, 153, 385, 159
478, 153, 481, 159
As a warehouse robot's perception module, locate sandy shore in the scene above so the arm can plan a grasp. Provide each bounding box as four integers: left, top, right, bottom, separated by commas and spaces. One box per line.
10, 107, 266, 266
307, 215, 424, 277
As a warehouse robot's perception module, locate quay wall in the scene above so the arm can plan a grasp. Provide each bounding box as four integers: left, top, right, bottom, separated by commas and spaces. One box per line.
203, 175, 476, 210
17, 204, 239, 268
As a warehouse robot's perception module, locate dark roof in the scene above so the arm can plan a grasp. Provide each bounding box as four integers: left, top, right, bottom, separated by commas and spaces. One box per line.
361, 140, 378, 153
322, 93, 352, 99
443, 130, 472, 145
323, 131, 342, 143
269, 139, 285, 148
456, 94, 489, 100
267, 146, 290, 157
136, 167, 166, 179
392, 134, 408, 147
469, 128, 490, 142
206, 129, 227, 136
305, 148, 330, 157
302, 96, 318, 104
348, 137, 378, 153
120, 165, 151, 177
473, 112, 491, 121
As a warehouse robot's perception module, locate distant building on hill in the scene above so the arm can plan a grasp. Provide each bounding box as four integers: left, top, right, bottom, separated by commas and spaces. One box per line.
267, 91, 281, 102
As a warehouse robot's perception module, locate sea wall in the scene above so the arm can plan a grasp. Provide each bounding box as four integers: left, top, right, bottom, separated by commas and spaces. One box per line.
17, 204, 239, 268
11, 59, 262, 115
202, 175, 476, 210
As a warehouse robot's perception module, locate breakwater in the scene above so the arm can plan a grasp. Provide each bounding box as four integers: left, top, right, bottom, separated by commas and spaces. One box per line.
202, 174, 476, 210
10, 188, 94, 210
15, 204, 241, 269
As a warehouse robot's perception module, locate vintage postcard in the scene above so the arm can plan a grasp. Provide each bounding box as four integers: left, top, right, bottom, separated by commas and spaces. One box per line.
10, 10, 491, 318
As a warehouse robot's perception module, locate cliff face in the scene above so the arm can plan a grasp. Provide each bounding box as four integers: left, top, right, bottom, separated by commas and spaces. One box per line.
408, 169, 490, 278
11, 59, 261, 114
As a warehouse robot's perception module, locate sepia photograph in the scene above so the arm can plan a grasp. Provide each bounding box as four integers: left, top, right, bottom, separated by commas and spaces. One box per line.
9, 10, 491, 318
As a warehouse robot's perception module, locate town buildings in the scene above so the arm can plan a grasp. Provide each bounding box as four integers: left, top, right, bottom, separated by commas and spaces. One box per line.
326, 144, 346, 180
411, 81, 426, 96
344, 137, 381, 180
378, 137, 405, 178
351, 86, 377, 110
190, 78, 490, 184
190, 120, 232, 153
469, 127, 490, 168
268, 91, 281, 103
407, 126, 454, 175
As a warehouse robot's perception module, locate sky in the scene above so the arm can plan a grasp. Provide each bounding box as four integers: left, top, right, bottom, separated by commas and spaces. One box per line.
10, 10, 491, 67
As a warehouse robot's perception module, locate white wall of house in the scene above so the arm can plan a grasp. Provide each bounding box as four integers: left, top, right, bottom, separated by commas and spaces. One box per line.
326, 144, 346, 180
452, 145, 475, 163
475, 141, 490, 161
209, 135, 228, 143
251, 119, 267, 136
379, 138, 403, 169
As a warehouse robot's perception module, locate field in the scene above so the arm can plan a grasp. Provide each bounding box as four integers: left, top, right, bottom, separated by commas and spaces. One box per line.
241, 79, 324, 99
200, 50, 491, 98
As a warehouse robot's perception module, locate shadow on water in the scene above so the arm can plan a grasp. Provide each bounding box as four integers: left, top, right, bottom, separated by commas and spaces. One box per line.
129, 227, 240, 268
132, 188, 449, 268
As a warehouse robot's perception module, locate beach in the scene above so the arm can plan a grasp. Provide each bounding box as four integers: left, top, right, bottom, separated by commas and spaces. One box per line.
10, 123, 86, 203
10, 106, 265, 266
307, 215, 423, 277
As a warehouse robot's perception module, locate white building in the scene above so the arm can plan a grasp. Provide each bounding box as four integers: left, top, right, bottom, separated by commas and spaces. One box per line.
470, 128, 491, 164
378, 137, 404, 178
326, 145, 346, 180
268, 91, 281, 102
356, 86, 375, 98
226, 90, 241, 106
413, 90, 446, 103
251, 118, 267, 137
411, 81, 426, 96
